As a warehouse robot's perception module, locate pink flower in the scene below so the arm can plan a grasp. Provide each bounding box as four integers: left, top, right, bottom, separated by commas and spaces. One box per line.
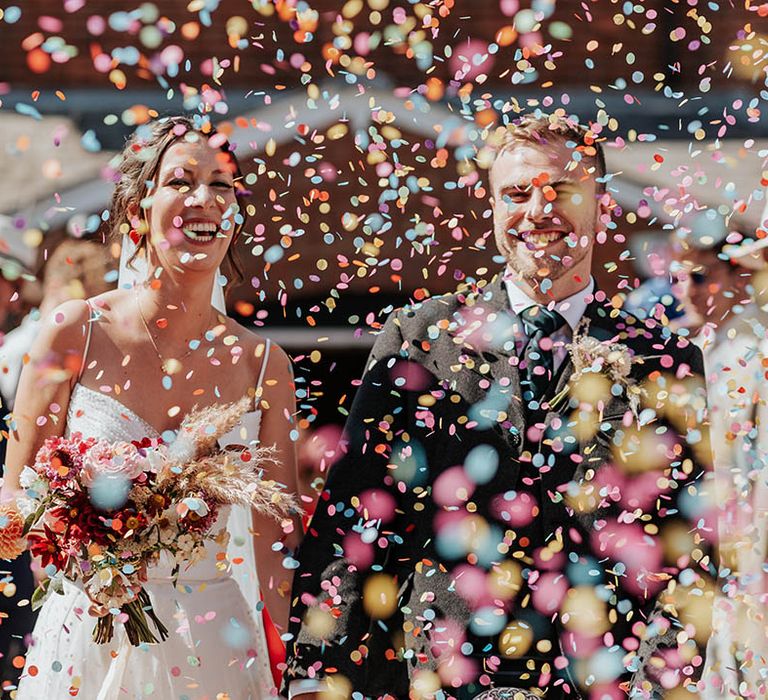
81, 441, 147, 487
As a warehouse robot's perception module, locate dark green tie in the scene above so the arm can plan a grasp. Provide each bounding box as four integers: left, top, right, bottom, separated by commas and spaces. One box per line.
519, 305, 566, 404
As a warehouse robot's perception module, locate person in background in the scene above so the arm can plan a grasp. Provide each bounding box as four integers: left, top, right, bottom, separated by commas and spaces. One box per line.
672, 209, 768, 698
623, 275, 686, 327
0, 238, 115, 410
0, 240, 34, 696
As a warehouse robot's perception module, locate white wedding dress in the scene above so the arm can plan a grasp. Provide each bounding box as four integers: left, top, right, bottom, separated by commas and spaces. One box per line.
17, 374, 277, 698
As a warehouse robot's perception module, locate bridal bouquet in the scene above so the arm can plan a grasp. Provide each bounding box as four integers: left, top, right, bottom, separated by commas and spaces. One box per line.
0, 397, 296, 646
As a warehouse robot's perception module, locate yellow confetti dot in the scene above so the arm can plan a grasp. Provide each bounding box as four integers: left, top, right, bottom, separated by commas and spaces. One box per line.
22, 228, 43, 248
499, 620, 534, 658
303, 606, 335, 638
362, 573, 398, 619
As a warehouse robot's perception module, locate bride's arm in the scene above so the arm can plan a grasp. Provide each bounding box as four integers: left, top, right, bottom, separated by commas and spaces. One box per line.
2, 299, 91, 500
251, 342, 303, 635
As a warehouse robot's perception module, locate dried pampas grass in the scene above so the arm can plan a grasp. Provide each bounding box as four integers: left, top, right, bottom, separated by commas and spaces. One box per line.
169, 396, 252, 464
160, 396, 300, 521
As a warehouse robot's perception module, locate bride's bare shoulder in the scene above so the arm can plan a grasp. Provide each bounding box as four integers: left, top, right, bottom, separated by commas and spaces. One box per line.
223, 318, 292, 381
79, 289, 133, 322
34, 291, 135, 357
30, 298, 92, 360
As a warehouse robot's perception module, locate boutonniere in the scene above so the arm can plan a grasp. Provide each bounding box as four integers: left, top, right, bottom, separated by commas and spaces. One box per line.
550, 319, 644, 416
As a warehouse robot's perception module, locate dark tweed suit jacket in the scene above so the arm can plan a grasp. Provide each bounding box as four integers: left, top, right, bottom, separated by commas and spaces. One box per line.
285, 275, 713, 699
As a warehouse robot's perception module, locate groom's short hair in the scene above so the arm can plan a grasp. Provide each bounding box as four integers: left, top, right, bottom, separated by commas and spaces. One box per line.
489, 113, 607, 193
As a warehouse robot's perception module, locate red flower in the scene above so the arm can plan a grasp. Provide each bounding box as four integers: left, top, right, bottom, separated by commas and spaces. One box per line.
27, 525, 67, 571
50, 492, 114, 546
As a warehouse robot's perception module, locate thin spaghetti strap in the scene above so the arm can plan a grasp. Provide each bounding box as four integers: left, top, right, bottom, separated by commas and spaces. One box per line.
77, 300, 95, 382
254, 338, 272, 397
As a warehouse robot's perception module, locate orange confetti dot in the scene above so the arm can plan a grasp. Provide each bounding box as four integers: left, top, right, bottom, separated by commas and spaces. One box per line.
12, 656, 25, 669
234, 300, 255, 316
27, 48, 51, 74
425, 77, 444, 101
495, 26, 518, 47
476, 108, 497, 127
181, 22, 200, 40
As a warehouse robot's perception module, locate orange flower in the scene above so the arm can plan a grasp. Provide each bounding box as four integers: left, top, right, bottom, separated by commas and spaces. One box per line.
0, 503, 25, 560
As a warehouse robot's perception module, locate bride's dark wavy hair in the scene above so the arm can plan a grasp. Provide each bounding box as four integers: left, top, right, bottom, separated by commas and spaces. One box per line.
107, 114, 248, 290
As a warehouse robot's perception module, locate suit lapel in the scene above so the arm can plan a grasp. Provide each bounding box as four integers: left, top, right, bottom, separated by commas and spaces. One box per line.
479, 276, 526, 443
454, 275, 527, 451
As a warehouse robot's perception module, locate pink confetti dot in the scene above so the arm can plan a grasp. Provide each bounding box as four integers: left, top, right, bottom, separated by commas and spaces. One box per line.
359, 489, 396, 521
160, 45, 183, 67
208, 132, 227, 149
500, 0, 520, 15
670, 27, 686, 41
93, 54, 111, 72
434, 466, 475, 507
38, 16, 64, 32
86, 15, 106, 35
660, 354, 674, 369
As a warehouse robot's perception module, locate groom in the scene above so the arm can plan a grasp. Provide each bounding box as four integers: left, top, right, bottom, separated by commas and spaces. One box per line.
284, 114, 713, 699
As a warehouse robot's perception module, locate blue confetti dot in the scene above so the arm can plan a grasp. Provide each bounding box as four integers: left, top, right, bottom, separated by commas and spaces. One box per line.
88, 475, 130, 511
4, 6, 21, 23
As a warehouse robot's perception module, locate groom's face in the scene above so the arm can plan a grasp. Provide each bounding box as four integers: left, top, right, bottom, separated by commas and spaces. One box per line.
490, 139, 607, 298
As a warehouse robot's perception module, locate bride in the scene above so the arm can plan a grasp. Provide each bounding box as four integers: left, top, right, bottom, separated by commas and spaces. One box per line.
1, 115, 302, 698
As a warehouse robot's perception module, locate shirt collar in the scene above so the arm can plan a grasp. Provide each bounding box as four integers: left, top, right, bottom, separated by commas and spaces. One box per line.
504, 275, 595, 332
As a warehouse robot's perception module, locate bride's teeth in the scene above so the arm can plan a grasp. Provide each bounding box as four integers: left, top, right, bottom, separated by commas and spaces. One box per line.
182, 222, 219, 241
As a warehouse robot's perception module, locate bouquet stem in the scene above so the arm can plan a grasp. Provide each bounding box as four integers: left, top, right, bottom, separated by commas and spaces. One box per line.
92, 589, 169, 646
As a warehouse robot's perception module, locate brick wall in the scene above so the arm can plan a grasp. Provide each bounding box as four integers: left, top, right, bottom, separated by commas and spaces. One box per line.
1, 0, 758, 92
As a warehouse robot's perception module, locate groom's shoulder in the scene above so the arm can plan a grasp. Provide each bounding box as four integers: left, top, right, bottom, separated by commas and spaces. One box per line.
386, 282, 489, 330
587, 295, 703, 374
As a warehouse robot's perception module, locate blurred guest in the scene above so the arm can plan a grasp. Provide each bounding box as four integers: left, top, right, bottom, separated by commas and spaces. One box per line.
0, 236, 111, 695
624, 275, 686, 326
0, 242, 33, 697
0, 238, 114, 409
674, 209, 768, 697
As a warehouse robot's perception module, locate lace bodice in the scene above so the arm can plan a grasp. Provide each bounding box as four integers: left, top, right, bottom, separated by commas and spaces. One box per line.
66, 384, 166, 443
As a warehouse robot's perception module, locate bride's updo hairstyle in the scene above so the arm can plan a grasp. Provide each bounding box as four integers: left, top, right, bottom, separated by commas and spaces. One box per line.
108, 115, 247, 286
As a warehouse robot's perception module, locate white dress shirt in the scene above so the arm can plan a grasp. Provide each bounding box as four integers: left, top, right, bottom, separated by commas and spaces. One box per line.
288, 276, 595, 698
504, 275, 594, 371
